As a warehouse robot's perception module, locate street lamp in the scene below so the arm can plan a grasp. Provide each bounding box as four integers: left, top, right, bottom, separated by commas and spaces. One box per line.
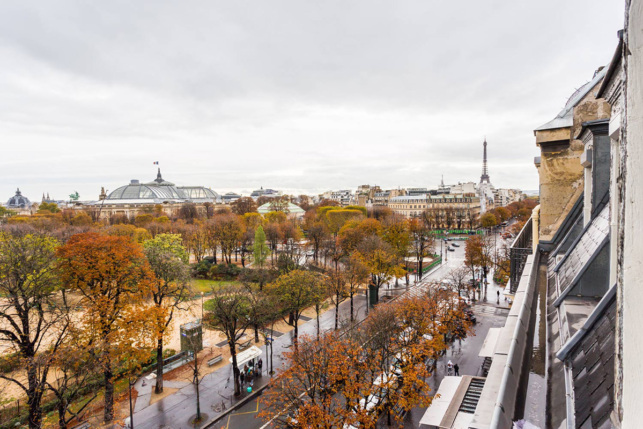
201, 291, 204, 320
128, 378, 135, 429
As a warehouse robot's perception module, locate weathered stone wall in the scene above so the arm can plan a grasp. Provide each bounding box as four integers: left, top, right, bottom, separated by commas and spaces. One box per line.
535, 80, 610, 242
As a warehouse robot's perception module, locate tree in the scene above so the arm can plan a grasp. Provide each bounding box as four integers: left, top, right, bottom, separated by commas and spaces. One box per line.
465, 235, 483, 284
327, 270, 347, 330
183, 221, 209, 262
306, 220, 329, 263
265, 270, 326, 348
259, 332, 373, 429
213, 213, 243, 264
57, 232, 154, 422
357, 236, 405, 304
204, 286, 252, 396
480, 212, 498, 228
409, 217, 433, 281
494, 207, 511, 223
47, 330, 101, 429
447, 266, 470, 298
106, 223, 151, 244
232, 197, 258, 215
38, 202, 60, 213
143, 234, 192, 394
344, 255, 370, 322
325, 209, 364, 236
381, 217, 412, 285
0, 232, 66, 429
178, 202, 199, 223
264, 222, 282, 262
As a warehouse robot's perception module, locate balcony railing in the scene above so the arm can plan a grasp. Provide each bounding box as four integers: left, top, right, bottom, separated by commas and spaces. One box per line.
509, 216, 533, 294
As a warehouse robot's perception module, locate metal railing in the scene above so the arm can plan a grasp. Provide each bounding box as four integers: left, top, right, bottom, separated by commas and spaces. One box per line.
509, 217, 533, 294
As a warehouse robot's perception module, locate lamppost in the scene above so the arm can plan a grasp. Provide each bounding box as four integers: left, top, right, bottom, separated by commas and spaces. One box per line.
201, 291, 204, 320
128, 378, 135, 429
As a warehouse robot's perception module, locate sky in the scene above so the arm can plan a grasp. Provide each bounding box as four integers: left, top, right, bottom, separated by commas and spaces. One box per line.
0, 0, 624, 201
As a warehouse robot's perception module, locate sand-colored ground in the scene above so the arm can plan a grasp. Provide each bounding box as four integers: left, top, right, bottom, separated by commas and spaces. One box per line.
149, 387, 178, 405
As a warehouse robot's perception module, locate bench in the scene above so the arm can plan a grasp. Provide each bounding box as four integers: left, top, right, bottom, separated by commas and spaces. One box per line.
71, 423, 91, 429
208, 352, 223, 366
236, 335, 252, 350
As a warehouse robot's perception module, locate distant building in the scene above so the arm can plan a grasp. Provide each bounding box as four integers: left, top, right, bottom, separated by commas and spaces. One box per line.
87, 169, 220, 220
250, 187, 282, 200
493, 188, 522, 207
221, 192, 242, 204
406, 187, 429, 196
321, 189, 354, 206
4, 188, 33, 214
450, 182, 477, 195
388, 193, 480, 227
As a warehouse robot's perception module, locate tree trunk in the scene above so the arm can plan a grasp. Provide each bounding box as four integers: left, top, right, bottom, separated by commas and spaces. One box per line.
195, 366, 201, 421
316, 304, 320, 339
57, 399, 67, 429
104, 360, 114, 422
350, 292, 354, 322
293, 321, 299, 350
230, 341, 241, 396
27, 360, 43, 429
254, 323, 260, 343
335, 299, 340, 330
155, 337, 164, 394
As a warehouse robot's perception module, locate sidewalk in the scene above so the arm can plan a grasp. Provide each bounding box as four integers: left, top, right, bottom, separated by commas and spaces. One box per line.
133, 294, 371, 429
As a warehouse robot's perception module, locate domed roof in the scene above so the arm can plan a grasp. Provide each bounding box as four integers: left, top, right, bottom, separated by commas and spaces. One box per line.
177, 186, 219, 201
107, 182, 186, 201
7, 188, 31, 209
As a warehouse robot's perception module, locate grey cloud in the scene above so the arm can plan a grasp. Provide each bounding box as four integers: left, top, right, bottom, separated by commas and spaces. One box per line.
0, 0, 623, 200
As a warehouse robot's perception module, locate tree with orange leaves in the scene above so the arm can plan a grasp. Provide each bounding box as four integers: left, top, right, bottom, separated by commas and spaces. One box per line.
57, 232, 155, 423
259, 286, 473, 428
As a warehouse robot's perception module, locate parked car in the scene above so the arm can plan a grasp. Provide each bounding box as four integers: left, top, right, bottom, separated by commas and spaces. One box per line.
448, 247, 455, 252
452, 243, 460, 247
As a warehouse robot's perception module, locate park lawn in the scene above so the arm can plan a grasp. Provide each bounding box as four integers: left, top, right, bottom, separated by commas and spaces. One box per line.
191, 279, 243, 295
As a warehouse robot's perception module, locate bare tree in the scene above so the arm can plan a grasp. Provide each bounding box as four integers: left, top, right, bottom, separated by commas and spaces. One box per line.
446, 267, 470, 297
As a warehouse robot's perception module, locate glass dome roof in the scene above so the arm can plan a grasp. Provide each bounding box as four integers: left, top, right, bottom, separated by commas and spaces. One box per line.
107, 183, 186, 201
177, 186, 219, 200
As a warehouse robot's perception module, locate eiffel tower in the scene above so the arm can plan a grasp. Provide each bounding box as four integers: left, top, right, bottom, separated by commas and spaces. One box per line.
480, 138, 490, 184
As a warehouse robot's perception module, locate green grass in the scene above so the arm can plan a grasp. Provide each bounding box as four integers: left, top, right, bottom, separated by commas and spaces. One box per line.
191, 279, 243, 295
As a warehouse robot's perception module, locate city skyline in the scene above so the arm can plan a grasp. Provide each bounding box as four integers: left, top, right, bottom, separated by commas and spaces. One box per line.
0, 1, 622, 200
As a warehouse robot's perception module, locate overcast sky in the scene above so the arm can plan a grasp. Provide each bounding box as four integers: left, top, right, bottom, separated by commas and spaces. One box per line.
0, 1, 624, 201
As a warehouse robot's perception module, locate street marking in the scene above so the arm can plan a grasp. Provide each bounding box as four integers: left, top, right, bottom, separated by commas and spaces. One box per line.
224, 399, 260, 429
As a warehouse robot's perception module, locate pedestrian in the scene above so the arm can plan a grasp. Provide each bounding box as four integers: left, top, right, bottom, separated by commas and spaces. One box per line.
240, 371, 245, 386
258, 358, 263, 375
497, 290, 500, 299
454, 363, 460, 376
447, 360, 454, 375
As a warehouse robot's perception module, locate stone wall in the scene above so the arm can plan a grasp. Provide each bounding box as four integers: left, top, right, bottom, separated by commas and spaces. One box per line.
535, 79, 610, 242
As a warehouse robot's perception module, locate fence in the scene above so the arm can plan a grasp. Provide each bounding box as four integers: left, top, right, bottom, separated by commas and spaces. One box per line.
509, 217, 533, 294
